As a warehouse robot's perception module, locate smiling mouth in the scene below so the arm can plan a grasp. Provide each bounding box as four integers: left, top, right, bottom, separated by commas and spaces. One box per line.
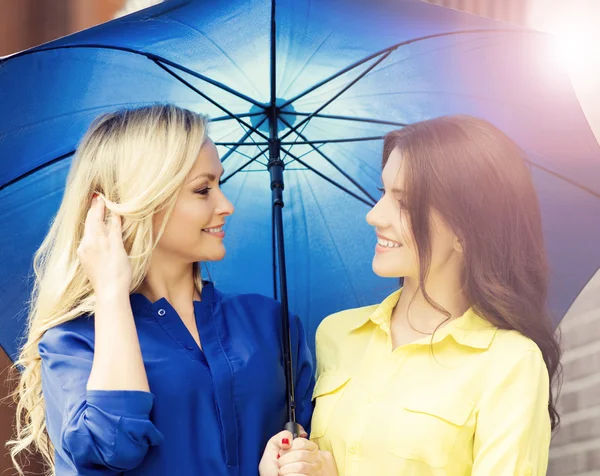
376, 235, 402, 248
202, 225, 223, 235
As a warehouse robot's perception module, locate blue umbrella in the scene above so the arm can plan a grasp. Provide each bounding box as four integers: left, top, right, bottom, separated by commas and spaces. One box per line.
2, 0, 600, 424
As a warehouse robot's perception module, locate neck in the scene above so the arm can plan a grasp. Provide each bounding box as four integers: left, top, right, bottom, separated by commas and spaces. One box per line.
137, 252, 200, 305
394, 267, 470, 331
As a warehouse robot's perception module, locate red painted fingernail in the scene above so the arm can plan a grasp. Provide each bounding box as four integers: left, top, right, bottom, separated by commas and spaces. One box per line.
282, 438, 290, 445
277, 454, 280, 459
92, 193, 98, 200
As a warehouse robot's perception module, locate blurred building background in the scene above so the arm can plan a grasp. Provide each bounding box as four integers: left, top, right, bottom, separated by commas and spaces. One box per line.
1, 0, 599, 474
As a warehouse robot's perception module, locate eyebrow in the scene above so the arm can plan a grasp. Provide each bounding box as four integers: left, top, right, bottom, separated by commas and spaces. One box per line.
381, 178, 407, 196
188, 168, 225, 183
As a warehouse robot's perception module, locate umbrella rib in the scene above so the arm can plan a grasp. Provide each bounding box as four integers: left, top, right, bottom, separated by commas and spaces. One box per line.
154, 61, 270, 141
281, 112, 407, 127
280, 115, 314, 163
220, 149, 268, 185
219, 115, 269, 163
220, 144, 263, 162
283, 136, 384, 145
281, 147, 375, 207
0, 150, 75, 193
216, 142, 269, 147
524, 159, 600, 199
216, 136, 384, 146
211, 112, 265, 122
280, 28, 544, 109
2, 43, 265, 108
278, 115, 378, 204
280, 50, 393, 141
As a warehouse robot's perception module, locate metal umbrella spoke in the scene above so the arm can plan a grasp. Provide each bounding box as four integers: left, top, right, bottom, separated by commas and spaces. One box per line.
281, 147, 376, 207
281, 111, 407, 127
0, 150, 75, 192
219, 115, 270, 163
280, 50, 393, 141
154, 60, 270, 141
4, 43, 266, 109
280, 28, 540, 110
220, 148, 268, 185
280, 115, 314, 163
278, 115, 378, 204
211, 112, 266, 122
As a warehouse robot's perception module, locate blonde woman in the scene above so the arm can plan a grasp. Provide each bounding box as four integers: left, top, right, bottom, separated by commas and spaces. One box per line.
270, 116, 560, 475
9, 105, 314, 476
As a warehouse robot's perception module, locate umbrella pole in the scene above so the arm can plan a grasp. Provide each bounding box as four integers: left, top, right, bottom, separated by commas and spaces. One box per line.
269, 0, 300, 439
268, 139, 301, 439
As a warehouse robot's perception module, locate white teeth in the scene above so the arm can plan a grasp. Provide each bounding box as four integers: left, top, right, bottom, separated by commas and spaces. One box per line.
377, 237, 401, 248
203, 226, 223, 233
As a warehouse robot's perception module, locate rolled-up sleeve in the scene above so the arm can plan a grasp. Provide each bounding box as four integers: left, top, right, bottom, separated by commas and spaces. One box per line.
472, 349, 551, 475
40, 325, 164, 473
292, 315, 315, 434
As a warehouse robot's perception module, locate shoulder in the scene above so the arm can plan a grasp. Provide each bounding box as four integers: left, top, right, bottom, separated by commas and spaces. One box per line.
213, 287, 303, 329
488, 328, 544, 359
218, 290, 281, 312
314, 304, 378, 374
39, 314, 95, 357
484, 328, 548, 382
215, 288, 283, 320
316, 303, 378, 342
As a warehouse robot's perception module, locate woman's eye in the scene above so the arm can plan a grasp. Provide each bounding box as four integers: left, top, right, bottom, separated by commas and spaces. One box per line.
195, 187, 212, 196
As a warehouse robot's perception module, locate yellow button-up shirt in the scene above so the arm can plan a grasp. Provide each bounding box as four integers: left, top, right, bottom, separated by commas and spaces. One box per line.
310, 290, 551, 476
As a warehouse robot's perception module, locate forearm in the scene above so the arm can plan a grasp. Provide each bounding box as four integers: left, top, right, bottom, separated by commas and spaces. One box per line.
87, 290, 149, 391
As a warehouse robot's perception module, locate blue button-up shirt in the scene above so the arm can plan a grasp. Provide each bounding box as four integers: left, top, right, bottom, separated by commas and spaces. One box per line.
39, 282, 314, 475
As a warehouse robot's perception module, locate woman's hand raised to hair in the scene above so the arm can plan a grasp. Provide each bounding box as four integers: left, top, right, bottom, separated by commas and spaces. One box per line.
77, 195, 132, 298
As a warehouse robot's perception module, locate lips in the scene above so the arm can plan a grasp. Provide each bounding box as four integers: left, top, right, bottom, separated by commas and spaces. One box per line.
376, 233, 402, 248
202, 225, 224, 233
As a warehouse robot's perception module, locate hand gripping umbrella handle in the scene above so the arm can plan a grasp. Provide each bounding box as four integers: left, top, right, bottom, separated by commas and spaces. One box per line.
285, 421, 302, 439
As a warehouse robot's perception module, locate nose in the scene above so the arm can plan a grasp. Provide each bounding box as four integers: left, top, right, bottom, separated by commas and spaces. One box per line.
366, 198, 384, 228
216, 188, 234, 217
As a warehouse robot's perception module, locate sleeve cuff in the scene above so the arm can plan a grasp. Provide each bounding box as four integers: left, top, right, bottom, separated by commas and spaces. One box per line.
86, 390, 155, 418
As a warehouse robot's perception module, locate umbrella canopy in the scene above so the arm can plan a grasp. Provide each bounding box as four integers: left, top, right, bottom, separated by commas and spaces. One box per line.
1, 0, 600, 364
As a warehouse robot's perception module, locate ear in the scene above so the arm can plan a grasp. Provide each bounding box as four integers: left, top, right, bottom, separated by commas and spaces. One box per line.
453, 235, 463, 253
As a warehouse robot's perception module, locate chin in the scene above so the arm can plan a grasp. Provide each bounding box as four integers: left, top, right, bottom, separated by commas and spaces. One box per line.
202, 248, 227, 262
372, 259, 409, 278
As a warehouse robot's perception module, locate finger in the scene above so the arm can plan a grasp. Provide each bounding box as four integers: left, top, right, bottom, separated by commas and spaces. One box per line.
320, 451, 337, 473
267, 430, 294, 452
278, 460, 320, 475
297, 424, 308, 439
278, 436, 316, 461
110, 212, 123, 238
278, 449, 319, 467
289, 438, 318, 452
83, 196, 101, 239
86, 195, 107, 237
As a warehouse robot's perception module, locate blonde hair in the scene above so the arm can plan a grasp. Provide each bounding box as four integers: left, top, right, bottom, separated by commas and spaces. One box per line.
8, 104, 209, 474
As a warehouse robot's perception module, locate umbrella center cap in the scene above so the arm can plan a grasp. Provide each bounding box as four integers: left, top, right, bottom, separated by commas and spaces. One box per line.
249, 98, 298, 135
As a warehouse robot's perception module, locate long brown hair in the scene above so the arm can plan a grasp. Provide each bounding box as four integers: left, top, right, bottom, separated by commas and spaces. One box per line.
383, 115, 562, 430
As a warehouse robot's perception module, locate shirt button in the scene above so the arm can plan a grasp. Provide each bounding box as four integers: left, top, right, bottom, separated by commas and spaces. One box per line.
186, 345, 194, 350
523, 468, 533, 476
157, 308, 166, 317
348, 444, 359, 455
366, 395, 374, 404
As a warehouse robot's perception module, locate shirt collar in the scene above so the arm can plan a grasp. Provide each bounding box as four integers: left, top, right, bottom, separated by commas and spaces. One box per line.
350, 289, 497, 350
129, 280, 216, 315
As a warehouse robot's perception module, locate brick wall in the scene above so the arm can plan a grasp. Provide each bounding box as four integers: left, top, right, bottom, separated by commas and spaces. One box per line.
548, 272, 600, 476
